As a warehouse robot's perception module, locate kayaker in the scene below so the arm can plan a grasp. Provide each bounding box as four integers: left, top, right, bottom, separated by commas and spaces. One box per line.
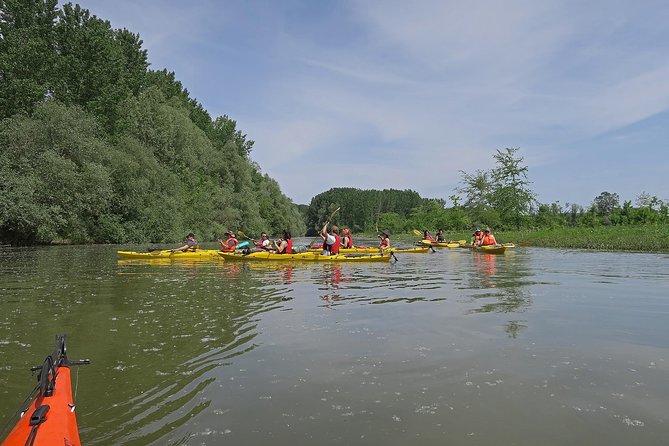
255, 232, 271, 250
436, 229, 445, 242
341, 228, 354, 248
218, 230, 239, 252
173, 233, 198, 252
423, 229, 435, 242
274, 229, 293, 254
471, 227, 483, 246
320, 221, 340, 255
378, 229, 391, 250
479, 227, 497, 246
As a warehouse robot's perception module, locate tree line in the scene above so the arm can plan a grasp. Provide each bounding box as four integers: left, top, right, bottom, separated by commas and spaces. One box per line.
0, 1, 305, 245
303, 148, 668, 234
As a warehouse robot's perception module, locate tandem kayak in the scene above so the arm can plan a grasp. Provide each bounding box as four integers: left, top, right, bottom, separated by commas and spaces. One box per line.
420, 240, 462, 248
1, 335, 89, 446
219, 251, 392, 262
116, 249, 222, 260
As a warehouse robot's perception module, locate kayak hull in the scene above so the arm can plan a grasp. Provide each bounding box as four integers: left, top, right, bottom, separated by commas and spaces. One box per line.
116, 249, 221, 260
472, 245, 507, 254
219, 251, 391, 262
420, 240, 461, 248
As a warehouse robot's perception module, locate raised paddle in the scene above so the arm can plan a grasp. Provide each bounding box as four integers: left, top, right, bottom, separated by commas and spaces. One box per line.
309, 207, 341, 247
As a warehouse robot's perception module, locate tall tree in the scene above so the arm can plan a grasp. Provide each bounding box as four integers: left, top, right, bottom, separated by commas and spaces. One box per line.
489, 148, 536, 228
0, 0, 58, 118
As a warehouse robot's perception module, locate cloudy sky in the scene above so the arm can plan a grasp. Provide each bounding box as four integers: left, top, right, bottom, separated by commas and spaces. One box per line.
76, 0, 669, 206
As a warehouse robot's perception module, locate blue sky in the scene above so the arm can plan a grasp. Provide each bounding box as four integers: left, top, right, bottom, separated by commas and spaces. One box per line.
76, 0, 669, 206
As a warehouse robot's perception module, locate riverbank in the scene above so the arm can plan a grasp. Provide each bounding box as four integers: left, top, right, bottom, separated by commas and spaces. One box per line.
443, 225, 669, 253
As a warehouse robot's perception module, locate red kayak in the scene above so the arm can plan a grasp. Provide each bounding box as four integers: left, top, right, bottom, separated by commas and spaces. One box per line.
1, 335, 89, 446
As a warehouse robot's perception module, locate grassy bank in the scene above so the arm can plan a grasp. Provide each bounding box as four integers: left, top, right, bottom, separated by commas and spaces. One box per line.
442, 225, 669, 253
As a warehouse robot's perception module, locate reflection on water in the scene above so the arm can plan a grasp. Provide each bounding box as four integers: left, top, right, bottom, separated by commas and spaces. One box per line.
1, 244, 668, 445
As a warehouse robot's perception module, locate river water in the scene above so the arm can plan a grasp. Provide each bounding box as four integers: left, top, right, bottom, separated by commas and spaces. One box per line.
0, 241, 668, 445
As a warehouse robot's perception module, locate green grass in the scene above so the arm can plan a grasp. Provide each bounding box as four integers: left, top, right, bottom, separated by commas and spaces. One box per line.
348, 225, 669, 252
440, 225, 669, 253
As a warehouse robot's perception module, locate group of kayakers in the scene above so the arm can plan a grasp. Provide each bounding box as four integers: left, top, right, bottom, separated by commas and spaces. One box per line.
171, 223, 394, 255
172, 225, 497, 254
319, 222, 390, 255
423, 227, 497, 246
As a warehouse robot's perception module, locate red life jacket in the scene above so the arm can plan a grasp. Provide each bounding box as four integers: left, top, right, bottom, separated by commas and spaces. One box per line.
221, 237, 238, 252
285, 239, 293, 254
379, 237, 390, 248
342, 235, 354, 248
481, 234, 496, 246
326, 234, 340, 254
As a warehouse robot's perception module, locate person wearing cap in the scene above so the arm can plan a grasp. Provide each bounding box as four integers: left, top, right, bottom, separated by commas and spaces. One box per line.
274, 229, 293, 254
320, 221, 341, 255
479, 227, 497, 246
378, 229, 391, 251
471, 227, 483, 246
173, 233, 198, 252
218, 230, 239, 252
341, 228, 354, 249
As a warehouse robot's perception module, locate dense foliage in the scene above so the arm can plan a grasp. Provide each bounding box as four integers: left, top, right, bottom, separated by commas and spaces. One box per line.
304, 148, 668, 236
0, 1, 305, 244
304, 188, 448, 235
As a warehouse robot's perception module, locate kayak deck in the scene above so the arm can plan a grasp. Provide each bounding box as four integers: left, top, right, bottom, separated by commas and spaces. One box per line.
116, 249, 221, 260
2, 335, 88, 446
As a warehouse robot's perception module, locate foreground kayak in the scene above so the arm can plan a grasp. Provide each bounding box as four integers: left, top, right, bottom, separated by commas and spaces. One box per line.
307, 246, 430, 254
116, 249, 221, 260
2, 335, 89, 446
420, 240, 462, 248
219, 251, 392, 262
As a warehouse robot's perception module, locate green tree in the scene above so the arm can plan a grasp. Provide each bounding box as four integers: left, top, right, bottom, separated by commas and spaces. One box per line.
0, 0, 58, 118
489, 147, 536, 228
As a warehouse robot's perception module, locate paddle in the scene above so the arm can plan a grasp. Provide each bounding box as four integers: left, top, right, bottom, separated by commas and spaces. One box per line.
236, 230, 252, 240
412, 229, 422, 237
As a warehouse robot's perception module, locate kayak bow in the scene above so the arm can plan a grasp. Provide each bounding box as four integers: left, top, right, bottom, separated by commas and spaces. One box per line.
1, 335, 89, 446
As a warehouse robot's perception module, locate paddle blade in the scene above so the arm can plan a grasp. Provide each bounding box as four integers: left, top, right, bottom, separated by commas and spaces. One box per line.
412, 229, 422, 236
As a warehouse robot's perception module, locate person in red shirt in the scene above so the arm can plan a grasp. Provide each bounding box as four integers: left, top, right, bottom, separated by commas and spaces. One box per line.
423, 229, 435, 242
479, 228, 497, 246
218, 231, 239, 252
378, 229, 391, 250
341, 228, 354, 248
274, 229, 293, 254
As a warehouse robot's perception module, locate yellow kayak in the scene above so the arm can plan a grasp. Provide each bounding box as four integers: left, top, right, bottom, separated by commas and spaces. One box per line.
219, 251, 392, 262
420, 240, 461, 248
307, 246, 430, 254
471, 245, 507, 254
116, 249, 221, 260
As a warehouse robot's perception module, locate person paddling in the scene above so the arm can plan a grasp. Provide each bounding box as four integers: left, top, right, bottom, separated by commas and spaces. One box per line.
173, 233, 198, 252
436, 229, 445, 242
274, 229, 293, 254
478, 227, 497, 246
378, 229, 391, 251
218, 230, 239, 252
423, 229, 435, 242
471, 227, 483, 246
341, 228, 354, 248
320, 221, 341, 255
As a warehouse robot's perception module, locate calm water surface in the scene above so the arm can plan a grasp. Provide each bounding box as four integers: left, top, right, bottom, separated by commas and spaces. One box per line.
0, 241, 668, 445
